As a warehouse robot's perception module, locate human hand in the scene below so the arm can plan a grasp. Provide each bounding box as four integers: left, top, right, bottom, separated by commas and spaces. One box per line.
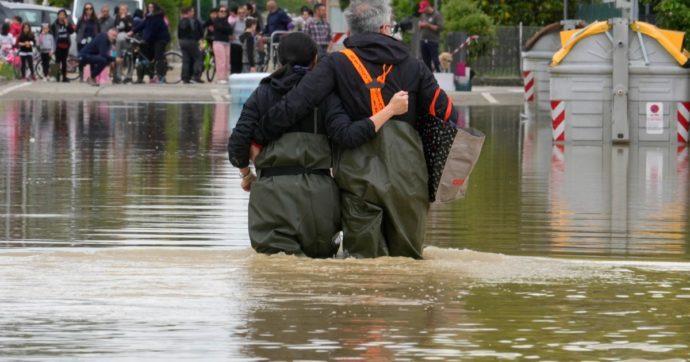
387, 91, 409, 116
419, 21, 427, 29
240, 168, 257, 192
249, 143, 261, 161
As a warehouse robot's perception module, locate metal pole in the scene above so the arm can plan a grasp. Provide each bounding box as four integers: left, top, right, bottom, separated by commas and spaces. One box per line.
563, 0, 568, 20
611, 18, 629, 142
196, 0, 201, 20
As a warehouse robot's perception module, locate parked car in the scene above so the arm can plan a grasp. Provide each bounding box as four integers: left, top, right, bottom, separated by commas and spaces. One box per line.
0, 1, 68, 34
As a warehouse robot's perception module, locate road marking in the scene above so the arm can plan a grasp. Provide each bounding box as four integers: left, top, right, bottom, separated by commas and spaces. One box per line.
0, 82, 31, 97
481, 92, 499, 104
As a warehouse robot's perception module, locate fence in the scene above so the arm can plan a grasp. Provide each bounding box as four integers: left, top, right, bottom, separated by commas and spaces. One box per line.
443, 26, 540, 84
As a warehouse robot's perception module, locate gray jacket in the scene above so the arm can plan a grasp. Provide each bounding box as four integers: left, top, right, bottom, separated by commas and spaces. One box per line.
38, 33, 55, 53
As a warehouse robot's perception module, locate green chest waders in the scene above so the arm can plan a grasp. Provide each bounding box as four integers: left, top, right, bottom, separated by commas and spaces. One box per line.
337, 49, 430, 259
248, 113, 340, 258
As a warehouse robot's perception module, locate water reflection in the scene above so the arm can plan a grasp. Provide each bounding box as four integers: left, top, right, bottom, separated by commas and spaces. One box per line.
0, 100, 247, 246
1, 101, 690, 360
430, 107, 690, 260
1, 101, 690, 259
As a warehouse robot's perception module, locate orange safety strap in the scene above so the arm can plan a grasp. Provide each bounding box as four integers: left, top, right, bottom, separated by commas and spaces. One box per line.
341, 48, 393, 115
429, 88, 441, 117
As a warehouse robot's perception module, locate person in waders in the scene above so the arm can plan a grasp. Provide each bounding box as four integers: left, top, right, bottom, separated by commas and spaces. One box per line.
254, 0, 458, 259
228, 32, 410, 258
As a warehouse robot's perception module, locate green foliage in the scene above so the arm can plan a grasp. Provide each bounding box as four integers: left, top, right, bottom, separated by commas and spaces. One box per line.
339, 0, 349, 10
392, 0, 416, 20
269, 0, 312, 14
48, 0, 72, 11
442, 0, 495, 60
477, 0, 571, 26
653, 0, 690, 48
0, 62, 16, 80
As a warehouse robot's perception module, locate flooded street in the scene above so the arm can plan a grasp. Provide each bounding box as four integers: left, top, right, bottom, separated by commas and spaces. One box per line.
1, 100, 689, 360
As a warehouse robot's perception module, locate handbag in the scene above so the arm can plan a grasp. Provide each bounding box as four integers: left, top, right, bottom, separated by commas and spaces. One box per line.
416, 113, 485, 203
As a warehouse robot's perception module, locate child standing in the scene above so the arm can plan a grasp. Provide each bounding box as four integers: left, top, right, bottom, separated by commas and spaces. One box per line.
240, 17, 256, 72
9, 16, 22, 38
0, 23, 16, 62
38, 24, 55, 79
17, 23, 35, 80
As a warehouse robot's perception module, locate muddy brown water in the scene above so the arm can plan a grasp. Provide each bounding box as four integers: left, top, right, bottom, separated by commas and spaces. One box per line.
0, 101, 689, 360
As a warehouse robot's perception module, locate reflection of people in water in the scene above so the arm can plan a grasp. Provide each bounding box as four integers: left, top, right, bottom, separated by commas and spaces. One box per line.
228, 32, 407, 258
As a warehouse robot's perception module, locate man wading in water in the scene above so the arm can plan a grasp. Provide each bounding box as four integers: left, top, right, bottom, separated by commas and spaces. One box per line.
255, 0, 458, 259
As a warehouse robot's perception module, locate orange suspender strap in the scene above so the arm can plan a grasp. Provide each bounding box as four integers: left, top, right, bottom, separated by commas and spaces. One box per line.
429, 87, 453, 122
429, 88, 441, 117
340, 48, 393, 116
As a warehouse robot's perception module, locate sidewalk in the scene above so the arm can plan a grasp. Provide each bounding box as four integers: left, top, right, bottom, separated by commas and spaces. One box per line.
0, 81, 525, 106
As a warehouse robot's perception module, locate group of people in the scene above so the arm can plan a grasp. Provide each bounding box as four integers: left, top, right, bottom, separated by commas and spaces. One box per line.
198, 0, 332, 84
1, 0, 334, 86
0, 2, 170, 85
228, 0, 457, 259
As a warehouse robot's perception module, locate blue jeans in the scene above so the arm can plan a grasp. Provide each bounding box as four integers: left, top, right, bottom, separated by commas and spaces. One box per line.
421, 39, 440, 72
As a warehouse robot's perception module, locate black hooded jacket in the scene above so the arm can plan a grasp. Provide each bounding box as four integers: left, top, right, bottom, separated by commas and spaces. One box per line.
228, 69, 354, 169
254, 32, 457, 145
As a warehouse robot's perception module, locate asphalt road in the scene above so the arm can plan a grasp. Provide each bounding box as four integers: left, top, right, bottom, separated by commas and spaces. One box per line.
0, 81, 524, 106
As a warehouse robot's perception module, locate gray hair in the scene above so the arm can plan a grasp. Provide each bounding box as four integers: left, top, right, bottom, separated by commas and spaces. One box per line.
344, 0, 392, 35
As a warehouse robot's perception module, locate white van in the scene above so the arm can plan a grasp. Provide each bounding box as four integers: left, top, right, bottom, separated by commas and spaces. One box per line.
71, 0, 143, 24
0, 1, 68, 34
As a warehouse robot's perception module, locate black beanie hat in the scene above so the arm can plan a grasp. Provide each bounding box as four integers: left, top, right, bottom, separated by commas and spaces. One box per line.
278, 32, 318, 67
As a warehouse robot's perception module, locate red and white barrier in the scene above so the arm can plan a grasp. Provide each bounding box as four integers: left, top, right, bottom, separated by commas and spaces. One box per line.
677, 102, 690, 143
523, 71, 535, 102
551, 100, 565, 142
330, 32, 347, 51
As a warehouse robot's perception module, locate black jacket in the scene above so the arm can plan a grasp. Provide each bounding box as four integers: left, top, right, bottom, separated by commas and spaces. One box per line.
51, 20, 74, 49
132, 12, 170, 44
17, 32, 35, 53
113, 14, 133, 33
255, 32, 457, 146
178, 17, 203, 41
211, 17, 232, 43
228, 69, 352, 168
78, 32, 114, 61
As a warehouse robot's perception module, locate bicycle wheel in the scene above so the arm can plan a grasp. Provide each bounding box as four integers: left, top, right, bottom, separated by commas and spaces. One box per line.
205, 56, 215, 82
65, 55, 80, 80
163, 51, 183, 84
34, 61, 45, 80
122, 52, 134, 82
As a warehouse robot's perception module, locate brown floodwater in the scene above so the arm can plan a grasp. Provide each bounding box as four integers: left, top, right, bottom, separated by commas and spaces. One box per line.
1, 100, 689, 360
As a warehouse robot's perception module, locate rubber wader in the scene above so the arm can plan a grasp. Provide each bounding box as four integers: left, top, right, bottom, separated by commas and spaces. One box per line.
337, 49, 430, 259
248, 111, 340, 258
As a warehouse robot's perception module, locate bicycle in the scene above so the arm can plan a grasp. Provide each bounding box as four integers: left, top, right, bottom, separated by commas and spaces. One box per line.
122, 37, 183, 84
201, 40, 215, 82
34, 52, 80, 81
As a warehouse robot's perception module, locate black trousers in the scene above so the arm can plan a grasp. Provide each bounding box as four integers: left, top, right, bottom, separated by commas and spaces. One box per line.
180, 39, 202, 81
77, 43, 85, 76
40, 53, 50, 77
144, 40, 168, 78
230, 43, 243, 74
55, 47, 69, 80
80, 54, 109, 78
421, 39, 441, 72
20, 55, 33, 78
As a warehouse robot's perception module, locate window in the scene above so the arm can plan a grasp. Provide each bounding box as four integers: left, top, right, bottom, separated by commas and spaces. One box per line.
11, 9, 42, 26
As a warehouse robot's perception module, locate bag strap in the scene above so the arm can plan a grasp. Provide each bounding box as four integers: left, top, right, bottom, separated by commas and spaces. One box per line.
340, 48, 393, 116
